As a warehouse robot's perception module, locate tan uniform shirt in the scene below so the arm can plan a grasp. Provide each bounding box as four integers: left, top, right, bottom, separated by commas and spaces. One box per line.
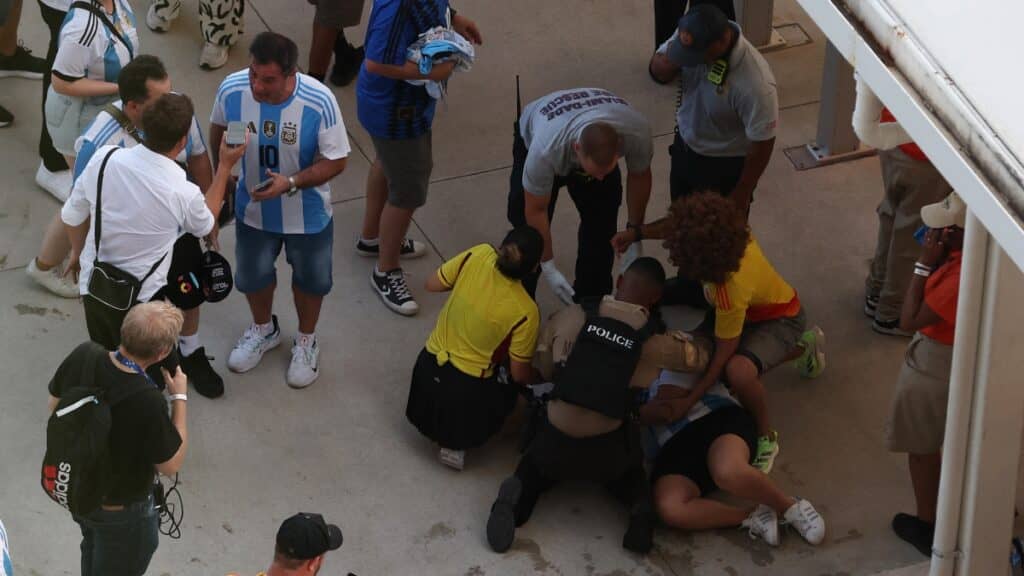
536, 297, 711, 437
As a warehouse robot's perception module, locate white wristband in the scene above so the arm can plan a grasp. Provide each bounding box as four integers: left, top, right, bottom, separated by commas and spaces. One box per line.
168, 394, 188, 403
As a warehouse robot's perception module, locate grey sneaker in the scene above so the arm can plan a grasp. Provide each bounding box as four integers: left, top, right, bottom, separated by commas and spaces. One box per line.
872, 318, 913, 338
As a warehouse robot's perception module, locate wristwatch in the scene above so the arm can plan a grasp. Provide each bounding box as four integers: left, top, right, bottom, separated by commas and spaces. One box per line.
286, 176, 298, 197
627, 222, 644, 242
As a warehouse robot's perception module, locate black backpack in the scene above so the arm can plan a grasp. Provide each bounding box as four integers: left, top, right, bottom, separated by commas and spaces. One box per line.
41, 343, 150, 516
552, 305, 651, 419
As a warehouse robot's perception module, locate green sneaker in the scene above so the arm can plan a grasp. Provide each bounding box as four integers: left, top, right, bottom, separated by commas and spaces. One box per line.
754, 431, 779, 474
794, 326, 826, 379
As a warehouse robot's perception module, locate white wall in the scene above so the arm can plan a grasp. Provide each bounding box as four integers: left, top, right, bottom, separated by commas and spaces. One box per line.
885, 0, 1024, 163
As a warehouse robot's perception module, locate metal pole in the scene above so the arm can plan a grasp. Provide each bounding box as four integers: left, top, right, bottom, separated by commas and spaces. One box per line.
930, 210, 990, 576
733, 0, 774, 47
951, 245, 1024, 575
784, 41, 875, 169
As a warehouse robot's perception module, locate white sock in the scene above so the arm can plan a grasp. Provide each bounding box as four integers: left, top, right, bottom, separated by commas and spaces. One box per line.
360, 236, 379, 246
256, 321, 274, 337
297, 332, 316, 347
179, 333, 200, 356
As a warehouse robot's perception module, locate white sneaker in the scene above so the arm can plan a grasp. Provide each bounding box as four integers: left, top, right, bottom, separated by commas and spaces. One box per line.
145, 3, 175, 32
227, 316, 281, 373
742, 504, 780, 547
438, 448, 465, 471
26, 258, 79, 298
35, 163, 71, 202
784, 498, 826, 545
286, 336, 319, 389
199, 42, 230, 70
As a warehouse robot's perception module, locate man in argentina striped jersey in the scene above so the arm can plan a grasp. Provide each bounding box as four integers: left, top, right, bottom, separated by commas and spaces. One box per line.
210, 31, 350, 390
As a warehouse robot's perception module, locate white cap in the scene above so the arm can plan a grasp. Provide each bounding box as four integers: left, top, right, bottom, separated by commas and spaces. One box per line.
921, 192, 966, 229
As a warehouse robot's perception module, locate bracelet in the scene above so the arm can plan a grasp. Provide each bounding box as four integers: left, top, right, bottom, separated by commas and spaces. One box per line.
913, 268, 931, 278
168, 394, 188, 403
914, 262, 934, 272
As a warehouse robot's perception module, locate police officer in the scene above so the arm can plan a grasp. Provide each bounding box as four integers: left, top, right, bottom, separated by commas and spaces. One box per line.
485, 258, 710, 555
507, 87, 654, 305
649, 4, 778, 213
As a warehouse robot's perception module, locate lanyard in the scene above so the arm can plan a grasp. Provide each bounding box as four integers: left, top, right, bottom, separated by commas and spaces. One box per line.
114, 350, 155, 387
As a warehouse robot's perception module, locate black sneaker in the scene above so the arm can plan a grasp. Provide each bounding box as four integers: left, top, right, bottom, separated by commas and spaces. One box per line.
872, 318, 913, 338
864, 294, 879, 318
355, 237, 427, 259
330, 44, 364, 87
371, 267, 419, 316
0, 45, 46, 79
0, 104, 11, 127
892, 513, 934, 558
487, 477, 522, 553
622, 508, 654, 554
180, 346, 225, 398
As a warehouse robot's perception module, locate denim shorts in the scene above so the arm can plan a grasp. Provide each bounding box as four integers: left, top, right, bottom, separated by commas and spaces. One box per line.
235, 220, 334, 296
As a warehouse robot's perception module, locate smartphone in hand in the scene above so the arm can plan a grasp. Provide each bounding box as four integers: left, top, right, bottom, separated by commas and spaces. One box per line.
225, 121, 246, 146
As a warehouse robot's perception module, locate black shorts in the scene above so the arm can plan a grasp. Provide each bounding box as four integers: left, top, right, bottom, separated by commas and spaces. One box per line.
650, 406, 758, 495
405, 348, 518, 450
153, 234, 205, 310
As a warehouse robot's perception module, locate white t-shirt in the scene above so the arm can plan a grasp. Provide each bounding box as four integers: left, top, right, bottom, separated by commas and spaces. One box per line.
211, 71, 351, 235
52, 0, 137, 88
62, 145, 215, 300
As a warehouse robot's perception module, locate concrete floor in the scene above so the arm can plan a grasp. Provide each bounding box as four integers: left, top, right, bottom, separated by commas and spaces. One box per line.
0, 0, 936, 574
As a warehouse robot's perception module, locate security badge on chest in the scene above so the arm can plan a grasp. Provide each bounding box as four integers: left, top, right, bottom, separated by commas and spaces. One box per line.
707, 59, 729, 94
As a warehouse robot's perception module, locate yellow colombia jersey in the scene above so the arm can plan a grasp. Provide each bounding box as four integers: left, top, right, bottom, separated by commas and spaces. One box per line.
426, 244, 540, 378
703, 235, 801, 340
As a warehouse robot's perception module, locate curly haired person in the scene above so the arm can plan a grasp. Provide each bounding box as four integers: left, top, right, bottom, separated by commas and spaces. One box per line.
612, 191, 825, 473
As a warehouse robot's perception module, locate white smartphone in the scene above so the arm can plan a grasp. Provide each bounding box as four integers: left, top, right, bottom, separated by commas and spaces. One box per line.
225, 121, 246, 146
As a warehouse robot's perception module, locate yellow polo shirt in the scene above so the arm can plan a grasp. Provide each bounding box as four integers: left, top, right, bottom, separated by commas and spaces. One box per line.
425, 244, 540, 378
704, 235, 801, 340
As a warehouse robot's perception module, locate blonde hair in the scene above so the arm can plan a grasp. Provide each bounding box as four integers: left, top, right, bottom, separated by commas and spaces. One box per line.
120, 301, 184, 361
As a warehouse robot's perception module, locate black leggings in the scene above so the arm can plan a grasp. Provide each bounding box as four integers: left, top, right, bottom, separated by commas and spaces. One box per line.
654, 0, 737, 48
38, 0, 68, 171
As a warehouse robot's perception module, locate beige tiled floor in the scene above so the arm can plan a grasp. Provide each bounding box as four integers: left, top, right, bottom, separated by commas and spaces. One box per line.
0, 0, 935, 574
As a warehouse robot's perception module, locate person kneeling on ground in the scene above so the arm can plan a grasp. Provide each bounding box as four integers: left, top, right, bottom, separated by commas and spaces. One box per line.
486, 257, 710, 555
885, 192, 966, 557
641, 368, 825, 547
613, 191, 826, 473
406, 227, 544, 471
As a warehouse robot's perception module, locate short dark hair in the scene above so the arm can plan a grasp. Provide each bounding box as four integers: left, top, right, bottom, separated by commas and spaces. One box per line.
249, 31, 299, 75
141, 93, 194, 154
579, 122, 622, 167
273, 544, 306, 570
496, 226, 544, 280
118, 55, 167, 104
663, 191, 750, 285
625, 257, 667, 287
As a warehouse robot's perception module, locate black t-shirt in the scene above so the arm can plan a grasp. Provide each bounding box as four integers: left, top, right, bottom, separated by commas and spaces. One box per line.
48, 343, 182, 504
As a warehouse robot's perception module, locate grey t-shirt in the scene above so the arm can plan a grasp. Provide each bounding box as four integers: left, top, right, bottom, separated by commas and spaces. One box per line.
519, 88, 653, 195
665, 24, 779, 157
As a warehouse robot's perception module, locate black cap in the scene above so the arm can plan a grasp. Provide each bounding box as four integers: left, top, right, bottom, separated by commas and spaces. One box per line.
276, 513, 343, 560
200, 250, 233, 303
667, 4, 731, 67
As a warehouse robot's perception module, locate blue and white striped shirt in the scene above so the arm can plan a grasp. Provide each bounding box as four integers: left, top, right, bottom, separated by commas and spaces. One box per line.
211, 71, 351, 235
